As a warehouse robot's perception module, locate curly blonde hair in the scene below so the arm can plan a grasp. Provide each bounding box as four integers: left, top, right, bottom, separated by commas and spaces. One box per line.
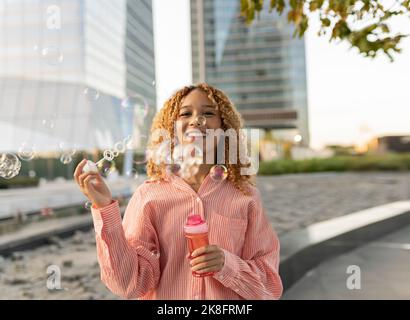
146, 83, 254, 196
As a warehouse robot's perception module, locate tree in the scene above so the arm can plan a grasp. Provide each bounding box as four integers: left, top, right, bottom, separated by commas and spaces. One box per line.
240, 0, 410, 61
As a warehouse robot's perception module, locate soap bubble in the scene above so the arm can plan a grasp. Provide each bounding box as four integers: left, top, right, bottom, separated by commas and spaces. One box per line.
183, 144, 203, 164
18, 142, 35, 161
114, 141, 126, 153
133, 152, 149, 165
60, 153, 72, 164
0, 169, 20, 180
166, 164, 181, 176
123, 135, 134, 150
103, 150, 115, 161
172, 144, 184, 165
121, 94, 149, 118
96, 159, 116, 177
84, 201, 92, 210
209, 165, 228, 182
0, 153, 21, 179
42, 119, 55, 130
41, 46, 64, 65
151, 249, 160, 258
28, 170, 36, 178
125, 168, 140, 180
59, 142, 77, 156
84, 88, 100, 101
154, 140, 172, 165
180, 162, 199, 180
195, 115, 206, 127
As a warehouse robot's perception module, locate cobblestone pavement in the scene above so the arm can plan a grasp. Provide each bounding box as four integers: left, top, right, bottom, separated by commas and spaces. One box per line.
0, 172, 408, 299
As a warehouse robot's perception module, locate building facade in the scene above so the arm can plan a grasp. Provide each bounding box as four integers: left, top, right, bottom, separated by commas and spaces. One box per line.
0, 0, 156, 159
190, 0, 309, 146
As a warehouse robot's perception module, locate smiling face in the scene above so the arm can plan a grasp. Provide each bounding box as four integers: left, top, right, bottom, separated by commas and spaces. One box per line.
175, 89, 223, 159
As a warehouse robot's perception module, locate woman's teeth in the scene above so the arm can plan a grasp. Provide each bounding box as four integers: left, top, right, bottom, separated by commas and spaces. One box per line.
186, 132, 205, 138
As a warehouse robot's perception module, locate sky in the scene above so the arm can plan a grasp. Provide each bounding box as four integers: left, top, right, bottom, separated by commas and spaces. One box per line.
153, 0, 410, 150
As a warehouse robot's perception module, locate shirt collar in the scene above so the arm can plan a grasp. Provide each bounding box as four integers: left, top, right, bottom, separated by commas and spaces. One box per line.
166, 170, 217, 196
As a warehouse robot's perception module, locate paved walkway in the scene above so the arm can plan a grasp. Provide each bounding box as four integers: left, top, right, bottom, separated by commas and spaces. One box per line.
1, 172, 408, 236
282, 224, 410, 299
0, 172, 409, 299
0, 176, 140, 220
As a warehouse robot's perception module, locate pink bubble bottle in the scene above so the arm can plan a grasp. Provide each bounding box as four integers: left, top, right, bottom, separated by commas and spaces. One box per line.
184, 214, 214, 277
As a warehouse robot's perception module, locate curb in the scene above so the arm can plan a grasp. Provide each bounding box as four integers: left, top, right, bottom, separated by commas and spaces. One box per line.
279, 201, 410, 292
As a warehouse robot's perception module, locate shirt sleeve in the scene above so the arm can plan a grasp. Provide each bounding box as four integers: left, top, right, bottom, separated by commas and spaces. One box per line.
90, 187, 160, 299
212, 189, 283, 300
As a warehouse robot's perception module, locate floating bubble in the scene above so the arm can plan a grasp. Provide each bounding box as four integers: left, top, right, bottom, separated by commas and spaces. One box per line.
151, 249, 160, 258
103, 166, 113, 175
18, 142, 35, 161
166, 164, 181, 176
180, 162, 199, 180
0, 153, 21, 179
123, 135, 134, 150
103, 150, 115, 161
209, 165, 228, 182
172, 144, 184, 164
59, 142, 77, 156
28, 170, 36, 178
121, 94, 149, 118
154, 140, 172, 165
133, 155, 148, 166
96, 159, 116, 177
42, 118, 55, 130
114, 141, 126, 154
84, 201, 92, 210
58, 142, 66, 150
183, 144, 203, 164
195, 115, 206, 127
0, 169, 20, 180
84, 88, 100, 101
41, 46, 64, 65
60, 153, 72, 165
125, 168, 140, 180
113, 150, 119, 157
294, 134, 302, 143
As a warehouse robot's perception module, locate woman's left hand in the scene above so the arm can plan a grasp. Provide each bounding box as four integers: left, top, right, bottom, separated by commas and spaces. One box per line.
189, 245, 225, 274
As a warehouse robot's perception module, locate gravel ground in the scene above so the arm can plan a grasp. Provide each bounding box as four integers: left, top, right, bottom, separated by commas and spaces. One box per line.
0, 172, 408, 299
258, 172, 410, 235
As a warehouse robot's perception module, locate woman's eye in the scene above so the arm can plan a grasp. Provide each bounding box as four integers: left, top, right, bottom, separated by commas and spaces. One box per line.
203, 112, 215, 116
179, 113, 190, 117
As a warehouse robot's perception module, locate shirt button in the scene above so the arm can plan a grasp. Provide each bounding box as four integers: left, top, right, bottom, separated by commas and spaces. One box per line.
196, 197, 200, 203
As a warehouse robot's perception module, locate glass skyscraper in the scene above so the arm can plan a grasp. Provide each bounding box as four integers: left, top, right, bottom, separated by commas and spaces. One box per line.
190, 0, 309, 146
0, 0, 156, 155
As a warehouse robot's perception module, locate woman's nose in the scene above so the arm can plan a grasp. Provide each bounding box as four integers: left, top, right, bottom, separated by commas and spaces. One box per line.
189, 115, 206, 128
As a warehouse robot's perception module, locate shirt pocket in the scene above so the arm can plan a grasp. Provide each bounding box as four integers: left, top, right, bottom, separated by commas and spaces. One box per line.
208, 212, 248, 256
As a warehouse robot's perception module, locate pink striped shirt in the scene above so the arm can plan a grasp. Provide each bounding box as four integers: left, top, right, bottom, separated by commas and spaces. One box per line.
91, 172, 283, 300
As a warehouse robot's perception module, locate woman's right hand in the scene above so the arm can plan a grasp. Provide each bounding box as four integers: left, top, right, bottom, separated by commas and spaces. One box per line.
74, 159, 113, 209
